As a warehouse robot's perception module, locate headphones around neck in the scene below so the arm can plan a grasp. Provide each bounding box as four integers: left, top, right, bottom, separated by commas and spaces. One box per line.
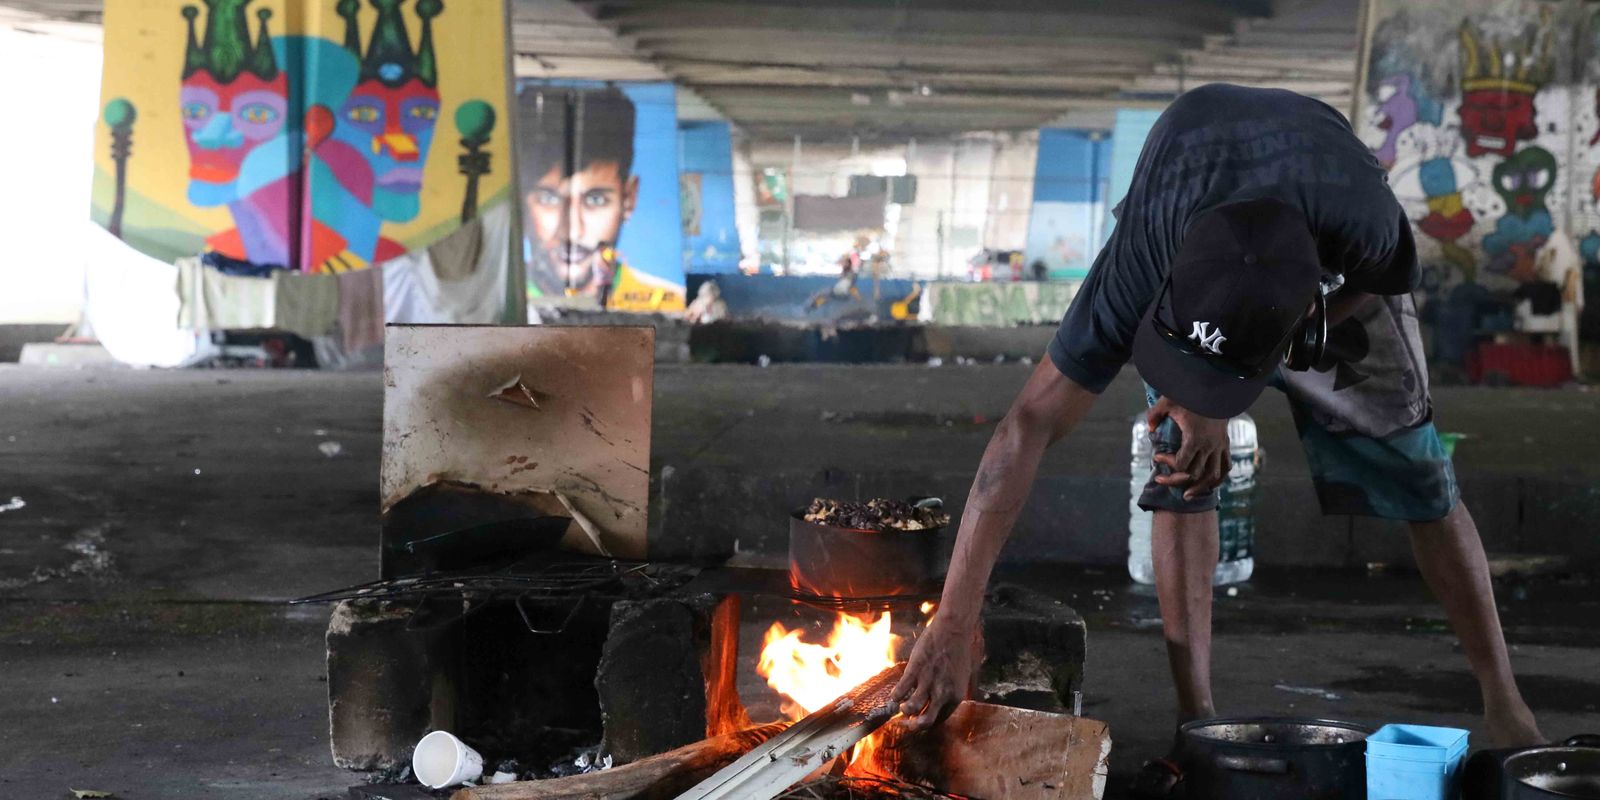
1281, 288, 1327, 372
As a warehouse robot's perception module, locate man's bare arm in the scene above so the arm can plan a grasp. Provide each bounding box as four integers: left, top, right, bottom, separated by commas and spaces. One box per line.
892, 357, 1101, 728
939, 359, 1097, 627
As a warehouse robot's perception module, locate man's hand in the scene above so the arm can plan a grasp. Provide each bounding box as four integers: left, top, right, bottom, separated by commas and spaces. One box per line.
1148, 396, 1231, 500
891, 614, 979, 731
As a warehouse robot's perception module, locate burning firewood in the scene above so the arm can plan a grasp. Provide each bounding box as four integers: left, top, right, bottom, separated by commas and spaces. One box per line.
450, 723, 786, 800
849, 702, 1111, 800
672, 664, 907, 800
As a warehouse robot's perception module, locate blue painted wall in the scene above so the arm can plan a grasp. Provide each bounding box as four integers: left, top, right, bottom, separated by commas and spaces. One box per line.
678, 121, 742, 273
1104, 108, 1164, 245
1024, 129, 1112, 279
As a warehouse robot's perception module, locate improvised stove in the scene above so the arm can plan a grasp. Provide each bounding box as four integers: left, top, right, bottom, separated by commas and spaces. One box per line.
302, 325, 1108, 799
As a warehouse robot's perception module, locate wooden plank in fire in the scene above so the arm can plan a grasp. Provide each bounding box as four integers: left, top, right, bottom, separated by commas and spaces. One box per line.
672, 663, 906, 800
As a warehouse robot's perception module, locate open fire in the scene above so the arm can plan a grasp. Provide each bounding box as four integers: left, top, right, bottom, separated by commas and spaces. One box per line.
759, 612, 900, 720
756, 604, 938, 769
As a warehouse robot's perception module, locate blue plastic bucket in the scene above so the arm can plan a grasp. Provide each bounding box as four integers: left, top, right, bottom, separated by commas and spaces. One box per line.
1366, 724, 1470, 800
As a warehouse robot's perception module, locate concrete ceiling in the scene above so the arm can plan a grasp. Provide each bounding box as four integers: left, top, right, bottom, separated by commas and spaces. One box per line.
527, 0, 1363, 142
0, 0, 1362, 140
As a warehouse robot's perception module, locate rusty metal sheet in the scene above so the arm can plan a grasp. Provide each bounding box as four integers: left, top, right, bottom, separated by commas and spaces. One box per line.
381, 325, 654, 562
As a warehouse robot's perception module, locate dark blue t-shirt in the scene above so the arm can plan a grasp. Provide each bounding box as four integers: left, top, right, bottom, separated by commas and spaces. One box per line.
1048, 84, 1418, 392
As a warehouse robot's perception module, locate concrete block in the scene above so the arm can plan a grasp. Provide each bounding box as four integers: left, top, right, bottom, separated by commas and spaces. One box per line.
596, 595, 747, 765
19, 342, 119, 367
978, 584, 1087, 712
327, 600, 447, 771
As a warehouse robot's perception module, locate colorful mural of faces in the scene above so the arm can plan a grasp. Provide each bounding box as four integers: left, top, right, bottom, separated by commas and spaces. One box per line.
335, 78, 441, 222
93, 0, 508, 270
179, 70, 289, 205
166, 0, 468, 271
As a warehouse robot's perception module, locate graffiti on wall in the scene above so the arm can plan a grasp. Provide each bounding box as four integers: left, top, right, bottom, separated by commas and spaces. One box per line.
93, 0, 509, 272
1361, 0, 1596, 295
923, 281, 1079, 328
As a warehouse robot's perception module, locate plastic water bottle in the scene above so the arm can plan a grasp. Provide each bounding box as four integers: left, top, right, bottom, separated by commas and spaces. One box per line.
1128, 413, 1259, 586
1213, 415, 1259, 585
1128, 416, 1158, 585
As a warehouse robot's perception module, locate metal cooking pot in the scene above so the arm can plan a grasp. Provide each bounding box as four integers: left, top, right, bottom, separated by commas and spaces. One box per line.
1506, 736, 1600, 799
788, 508, 943, 598
1176, 717, 1373, 800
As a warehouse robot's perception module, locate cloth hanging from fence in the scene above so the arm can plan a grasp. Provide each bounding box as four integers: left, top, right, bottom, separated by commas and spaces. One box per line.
383, 200, 511, 325
177, 257, 276, 330
272, 269, 339, 339
337, 265, 386, 352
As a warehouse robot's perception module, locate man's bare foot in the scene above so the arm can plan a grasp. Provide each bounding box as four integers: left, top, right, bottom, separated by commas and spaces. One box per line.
1485, 701, 1544, 748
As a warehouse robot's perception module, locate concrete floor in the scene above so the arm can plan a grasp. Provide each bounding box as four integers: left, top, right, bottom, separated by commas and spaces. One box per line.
2, 364, 1597, 799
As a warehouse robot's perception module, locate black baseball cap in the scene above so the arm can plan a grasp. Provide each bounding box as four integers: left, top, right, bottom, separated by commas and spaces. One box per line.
1131, 198, 1322, 419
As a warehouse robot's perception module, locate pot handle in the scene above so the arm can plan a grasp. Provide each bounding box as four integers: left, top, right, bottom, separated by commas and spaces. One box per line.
1563, 734, 1600, 748
1214, 754, 1291, 775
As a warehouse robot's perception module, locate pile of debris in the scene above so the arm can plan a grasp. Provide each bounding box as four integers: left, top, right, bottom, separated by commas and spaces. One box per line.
801, 499, 948, 532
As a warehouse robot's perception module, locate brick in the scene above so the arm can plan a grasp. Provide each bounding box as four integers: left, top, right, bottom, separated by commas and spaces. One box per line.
327, 599, 448, 771
978, 584, 1087, 712
596, 595, 748, 765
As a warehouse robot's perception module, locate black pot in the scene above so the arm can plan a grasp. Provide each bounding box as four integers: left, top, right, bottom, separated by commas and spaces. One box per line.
1176, 717, 1373, 800
788, 510, 943, 598
1466, 736, 1600, 800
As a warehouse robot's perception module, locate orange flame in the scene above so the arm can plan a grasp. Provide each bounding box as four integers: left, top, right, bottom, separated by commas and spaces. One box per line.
757, 611, 899, 721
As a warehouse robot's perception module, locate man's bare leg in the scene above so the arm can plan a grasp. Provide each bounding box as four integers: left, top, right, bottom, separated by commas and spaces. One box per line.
1409, 501, 1544, 747
1152, 508, 1220, 722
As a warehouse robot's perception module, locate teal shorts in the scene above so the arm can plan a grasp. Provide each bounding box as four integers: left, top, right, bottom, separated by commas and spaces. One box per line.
1139, 294, 1459, 522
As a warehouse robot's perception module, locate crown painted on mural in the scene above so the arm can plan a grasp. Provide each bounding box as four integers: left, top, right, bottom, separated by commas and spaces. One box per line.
1458, 8, 1554, 96
182, 0, 278, 82
338, 0, 441, 89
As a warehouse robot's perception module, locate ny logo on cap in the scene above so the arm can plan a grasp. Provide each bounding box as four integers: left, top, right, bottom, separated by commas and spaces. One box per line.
1189, 321, 1227, 355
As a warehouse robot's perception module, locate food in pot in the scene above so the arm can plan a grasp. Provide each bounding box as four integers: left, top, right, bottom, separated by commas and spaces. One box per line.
802, 498, 949, 531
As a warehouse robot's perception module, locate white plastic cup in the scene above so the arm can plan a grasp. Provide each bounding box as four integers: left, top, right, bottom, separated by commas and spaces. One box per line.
412, 730, 485, 789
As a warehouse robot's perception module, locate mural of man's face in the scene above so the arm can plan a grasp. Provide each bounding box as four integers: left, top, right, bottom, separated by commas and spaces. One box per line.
526, 160, 638, 290
180, 70, 290, 206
